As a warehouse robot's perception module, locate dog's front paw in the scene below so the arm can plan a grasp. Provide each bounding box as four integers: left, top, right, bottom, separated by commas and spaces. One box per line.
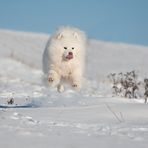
48, 74, 55, 83
72, 84, 78, 87
48, 77, 54, 82
48, 71, 60, 86
72, 82, 81, 91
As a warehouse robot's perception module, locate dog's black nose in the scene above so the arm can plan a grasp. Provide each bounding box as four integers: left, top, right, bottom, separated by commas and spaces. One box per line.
69, 52, 73, 55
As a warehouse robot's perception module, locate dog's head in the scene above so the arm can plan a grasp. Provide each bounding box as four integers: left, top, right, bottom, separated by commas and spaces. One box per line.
50, 27, 86, 62
56, 31, 83, 61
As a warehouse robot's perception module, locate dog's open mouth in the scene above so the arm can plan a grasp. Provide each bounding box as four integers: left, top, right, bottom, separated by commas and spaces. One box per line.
65, 54, 73, 60
65, 52, 73, 60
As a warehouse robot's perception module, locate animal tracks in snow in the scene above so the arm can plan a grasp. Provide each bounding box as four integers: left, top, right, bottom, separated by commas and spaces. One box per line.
46, 121, 148, 141
7, 111, 148, 141
10, 112, 40, 125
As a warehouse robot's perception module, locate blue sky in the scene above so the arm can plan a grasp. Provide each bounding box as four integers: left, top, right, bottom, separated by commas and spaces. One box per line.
0, 0, 148, 45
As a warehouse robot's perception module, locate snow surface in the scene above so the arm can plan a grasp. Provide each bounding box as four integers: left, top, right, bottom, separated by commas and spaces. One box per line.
0, 29, 148, 148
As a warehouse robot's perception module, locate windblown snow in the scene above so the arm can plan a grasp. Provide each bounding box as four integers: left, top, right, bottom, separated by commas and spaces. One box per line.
0, 29, 148, 148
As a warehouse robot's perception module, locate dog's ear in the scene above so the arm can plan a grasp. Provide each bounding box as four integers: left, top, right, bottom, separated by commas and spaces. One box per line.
56, 33, 64, 39
73, 32, 79, 40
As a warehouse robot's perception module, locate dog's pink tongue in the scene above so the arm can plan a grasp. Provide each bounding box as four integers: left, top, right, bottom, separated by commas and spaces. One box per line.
66, 54, 73, 60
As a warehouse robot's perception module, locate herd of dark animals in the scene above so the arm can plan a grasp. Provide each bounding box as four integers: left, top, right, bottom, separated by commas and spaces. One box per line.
108, 70, 148, 103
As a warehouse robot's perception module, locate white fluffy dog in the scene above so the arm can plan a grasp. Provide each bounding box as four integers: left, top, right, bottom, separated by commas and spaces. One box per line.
42, 26, 86, 92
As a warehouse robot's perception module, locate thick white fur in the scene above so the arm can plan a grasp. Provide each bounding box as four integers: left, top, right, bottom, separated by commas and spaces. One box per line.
43, 26, 86, 91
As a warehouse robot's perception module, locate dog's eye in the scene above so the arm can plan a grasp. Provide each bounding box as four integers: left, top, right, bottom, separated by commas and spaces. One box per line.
64, 47, 67, 50
72, 47, 74, 50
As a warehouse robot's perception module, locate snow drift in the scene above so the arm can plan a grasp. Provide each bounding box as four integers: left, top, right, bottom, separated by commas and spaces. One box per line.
0, 29, 148, 148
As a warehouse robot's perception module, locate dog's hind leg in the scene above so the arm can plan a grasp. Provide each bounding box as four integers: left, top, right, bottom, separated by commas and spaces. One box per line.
57, 84, 65, 93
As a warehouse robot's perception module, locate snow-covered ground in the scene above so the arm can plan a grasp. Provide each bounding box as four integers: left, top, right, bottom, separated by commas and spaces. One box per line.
0, 29, 148, 148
